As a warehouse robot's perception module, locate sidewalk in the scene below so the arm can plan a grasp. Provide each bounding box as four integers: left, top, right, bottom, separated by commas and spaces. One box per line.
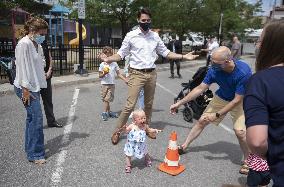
0, 59, 206, 96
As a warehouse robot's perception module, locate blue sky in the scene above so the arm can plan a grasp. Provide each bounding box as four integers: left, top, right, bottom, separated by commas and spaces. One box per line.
246, 0, 282, 15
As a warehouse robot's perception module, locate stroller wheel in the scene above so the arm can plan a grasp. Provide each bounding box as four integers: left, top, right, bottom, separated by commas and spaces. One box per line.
183, 107, 193, 122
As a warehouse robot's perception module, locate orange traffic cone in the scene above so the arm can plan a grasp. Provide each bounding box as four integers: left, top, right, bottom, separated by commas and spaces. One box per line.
158, 131, 185, 175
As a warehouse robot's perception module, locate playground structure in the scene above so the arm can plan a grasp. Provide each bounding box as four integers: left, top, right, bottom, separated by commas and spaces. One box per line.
69, 22, 87, 46
48, 4, 87, 46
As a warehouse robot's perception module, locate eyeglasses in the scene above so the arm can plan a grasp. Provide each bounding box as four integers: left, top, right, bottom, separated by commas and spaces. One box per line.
211, 60, 225, 66
140, 19, 151, 23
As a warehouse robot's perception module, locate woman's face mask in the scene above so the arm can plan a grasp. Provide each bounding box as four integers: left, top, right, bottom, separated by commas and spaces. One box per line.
33, 34, 45, 44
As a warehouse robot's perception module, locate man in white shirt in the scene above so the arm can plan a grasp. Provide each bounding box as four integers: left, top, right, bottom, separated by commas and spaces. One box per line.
100, 8, 198, 145
201, 37, 219, 66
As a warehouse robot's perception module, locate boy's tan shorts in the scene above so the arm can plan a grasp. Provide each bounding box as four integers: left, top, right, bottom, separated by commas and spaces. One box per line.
101, 84, 115, 102
202, 95, 246, 131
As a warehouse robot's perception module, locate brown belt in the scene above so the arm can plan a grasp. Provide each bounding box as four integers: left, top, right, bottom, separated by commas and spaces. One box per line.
130, 67, 155, 73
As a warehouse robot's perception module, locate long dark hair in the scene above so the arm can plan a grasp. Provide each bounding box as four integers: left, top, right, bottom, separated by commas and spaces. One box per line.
256, 20, 284, 72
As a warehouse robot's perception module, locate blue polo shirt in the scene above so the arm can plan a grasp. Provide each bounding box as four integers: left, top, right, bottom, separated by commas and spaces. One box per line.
203, 60, 252, 101
244, 67, 284, 185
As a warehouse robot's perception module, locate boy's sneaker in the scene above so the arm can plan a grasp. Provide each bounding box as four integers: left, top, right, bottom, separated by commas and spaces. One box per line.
101, 112, 109, 121
109, 111, 118, 118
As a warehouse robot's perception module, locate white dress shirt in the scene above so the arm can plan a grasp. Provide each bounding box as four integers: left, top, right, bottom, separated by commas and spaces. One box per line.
14, 36, 47, 92
208, 41, 219, 56
117, 28, 170, 69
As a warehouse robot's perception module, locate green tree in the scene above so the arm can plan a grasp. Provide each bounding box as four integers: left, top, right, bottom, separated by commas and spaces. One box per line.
152, 0, 262, 40
0, 0, 51, 16
84, 0, 152, 38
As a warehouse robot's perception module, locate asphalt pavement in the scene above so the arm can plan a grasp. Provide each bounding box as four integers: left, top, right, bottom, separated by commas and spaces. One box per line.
1, 56, 268, 187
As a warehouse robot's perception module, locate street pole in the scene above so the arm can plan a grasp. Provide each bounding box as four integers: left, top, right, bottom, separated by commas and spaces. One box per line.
218, 12, 223, 45
75, 0, 88, 76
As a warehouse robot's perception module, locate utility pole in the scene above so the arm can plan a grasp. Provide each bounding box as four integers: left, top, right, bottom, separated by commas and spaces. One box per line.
75, 0, 88, 76
218, 12, 223, 45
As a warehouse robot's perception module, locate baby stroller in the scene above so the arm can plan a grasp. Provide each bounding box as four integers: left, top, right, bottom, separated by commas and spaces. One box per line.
174, 66, 213, 122
0, 57, 16, 85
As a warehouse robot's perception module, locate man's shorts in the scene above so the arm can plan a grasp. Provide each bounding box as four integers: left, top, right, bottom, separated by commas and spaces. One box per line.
247, 169, 271, 186
202, 95, 246, 130
101, 84, 115, 102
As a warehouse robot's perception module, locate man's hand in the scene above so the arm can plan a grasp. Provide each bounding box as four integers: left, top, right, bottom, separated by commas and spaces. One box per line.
99, 53, 108, 62
183, 51, 199, 61
201, 113, 218, 122
170, 102, 180, 114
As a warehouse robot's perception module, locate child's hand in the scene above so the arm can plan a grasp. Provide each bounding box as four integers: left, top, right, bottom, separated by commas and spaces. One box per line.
155, 129, 162, 134
125, 78, 129, 84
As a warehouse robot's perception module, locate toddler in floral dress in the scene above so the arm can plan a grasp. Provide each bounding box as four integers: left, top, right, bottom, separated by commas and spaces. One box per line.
124, 109, 161, 173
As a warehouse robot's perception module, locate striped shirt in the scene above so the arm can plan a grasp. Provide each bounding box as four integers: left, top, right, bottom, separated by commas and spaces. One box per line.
247, 153, 269, 171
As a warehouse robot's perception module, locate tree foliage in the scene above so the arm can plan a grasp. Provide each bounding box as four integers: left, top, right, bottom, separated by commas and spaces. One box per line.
0, 0, 51, 16
152, 0, 263, 39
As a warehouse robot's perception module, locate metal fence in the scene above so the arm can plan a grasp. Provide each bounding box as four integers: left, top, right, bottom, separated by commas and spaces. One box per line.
50, 45, 119, 76
0, 44, 119, 83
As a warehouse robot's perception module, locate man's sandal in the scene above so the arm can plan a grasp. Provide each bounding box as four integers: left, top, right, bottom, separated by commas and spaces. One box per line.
178, 145, 186, 155
239, 163, 249, 175
125, 165, 131, 173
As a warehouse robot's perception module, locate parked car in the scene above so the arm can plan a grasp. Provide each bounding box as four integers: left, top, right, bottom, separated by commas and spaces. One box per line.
182, 33, 204, 51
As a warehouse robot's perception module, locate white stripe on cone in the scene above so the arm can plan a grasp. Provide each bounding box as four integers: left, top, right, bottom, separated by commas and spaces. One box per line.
168, 140, 178, 150
164, 157, 180, 166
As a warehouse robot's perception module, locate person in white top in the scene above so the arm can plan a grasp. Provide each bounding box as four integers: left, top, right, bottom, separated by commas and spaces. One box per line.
201, 37, 219, 66
13, 17, 48, 165
100, 8, 198, 145
99, 46, 128, 121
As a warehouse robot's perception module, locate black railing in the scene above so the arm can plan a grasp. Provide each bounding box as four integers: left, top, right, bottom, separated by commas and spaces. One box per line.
50, 45, 119, 76
0, 44, 120, 82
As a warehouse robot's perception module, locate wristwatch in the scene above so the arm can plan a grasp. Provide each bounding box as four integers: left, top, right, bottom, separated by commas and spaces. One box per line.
216, 112, 221, 118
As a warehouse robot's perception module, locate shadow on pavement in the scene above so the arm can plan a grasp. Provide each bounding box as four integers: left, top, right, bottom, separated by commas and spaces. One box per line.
43, 115, 79, 129
220, 176, 246, 187
184, 141, 242, 165
45, 132, 90, 158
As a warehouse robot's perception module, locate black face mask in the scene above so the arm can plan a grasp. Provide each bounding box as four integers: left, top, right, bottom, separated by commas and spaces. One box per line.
139, 22, 151, 32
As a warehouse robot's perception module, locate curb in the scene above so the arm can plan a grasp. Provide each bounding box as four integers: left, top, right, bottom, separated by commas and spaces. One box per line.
0, 61, 206, 96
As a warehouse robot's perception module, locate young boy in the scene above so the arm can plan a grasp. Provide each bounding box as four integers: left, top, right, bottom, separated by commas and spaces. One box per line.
99, 46, 128, 121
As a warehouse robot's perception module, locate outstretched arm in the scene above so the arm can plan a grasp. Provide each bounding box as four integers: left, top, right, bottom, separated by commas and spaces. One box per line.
170, 83, 209, 114
100, 53, 122, 63
166, 51, 199, 61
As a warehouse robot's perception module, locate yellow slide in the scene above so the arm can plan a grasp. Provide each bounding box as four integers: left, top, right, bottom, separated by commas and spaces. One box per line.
69, 22, 87, 46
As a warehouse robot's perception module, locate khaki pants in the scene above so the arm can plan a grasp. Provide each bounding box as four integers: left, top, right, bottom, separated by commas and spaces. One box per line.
116, 68, 157, 129
203, 95, 246, 131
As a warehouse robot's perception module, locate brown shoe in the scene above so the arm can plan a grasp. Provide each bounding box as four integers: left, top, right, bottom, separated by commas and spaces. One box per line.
111, 131, 121, 145
145, 127, 156, 139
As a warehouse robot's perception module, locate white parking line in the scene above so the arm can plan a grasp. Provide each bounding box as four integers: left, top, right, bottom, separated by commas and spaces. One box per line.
55, 80, 66, 83
156, 81, 234, 135
50, 88, 80, 186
